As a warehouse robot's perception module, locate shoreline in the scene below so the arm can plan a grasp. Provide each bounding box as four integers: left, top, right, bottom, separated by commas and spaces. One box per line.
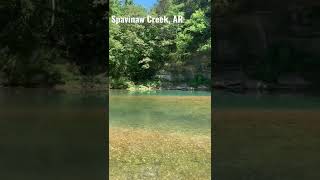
213, 79, 320, 92
0, 83, 212, 92
4, 81, 320, 94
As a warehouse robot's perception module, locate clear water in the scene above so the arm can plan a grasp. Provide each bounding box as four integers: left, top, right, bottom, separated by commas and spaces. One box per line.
109, 89, 212, 179
109, 90, 211, 135
110, 89, 211, 96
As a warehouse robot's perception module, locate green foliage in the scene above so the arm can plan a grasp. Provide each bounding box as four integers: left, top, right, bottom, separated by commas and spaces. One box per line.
0, 47, 65, 86
110, 77, 133, 89
109, 3, 177, 82
109, 0, 211, 87
0, 0, 107, 87
51, 63, 81, 83
189, 74, 209, 87
0, 0, 211, 88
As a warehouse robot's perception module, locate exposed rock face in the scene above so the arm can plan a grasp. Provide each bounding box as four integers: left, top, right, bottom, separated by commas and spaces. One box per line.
157, 53, 211, 87
171, 54, 211, 82
214, 1, 320, 90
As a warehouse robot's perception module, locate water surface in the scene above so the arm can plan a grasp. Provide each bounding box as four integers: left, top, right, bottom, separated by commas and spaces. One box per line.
0, 88, 106, 180
109, 90, 211, 135
109, 90, 211, 179
214, 90, 320, 180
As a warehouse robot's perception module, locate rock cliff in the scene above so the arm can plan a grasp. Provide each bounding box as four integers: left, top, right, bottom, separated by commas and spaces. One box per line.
214, 0, 320, 90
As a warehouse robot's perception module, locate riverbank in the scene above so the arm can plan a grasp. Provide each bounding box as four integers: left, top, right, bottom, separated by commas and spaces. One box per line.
109, 127, 211, 180
213, 79, 320, 92
110, 81, 211, 92
212, 71, 320, 92
0, 75, 109, 92
1, 79, 212, 92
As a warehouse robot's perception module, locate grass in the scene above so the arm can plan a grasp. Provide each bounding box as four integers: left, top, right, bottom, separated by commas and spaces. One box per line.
213, 109, 320, 180
109, 127, 211, 180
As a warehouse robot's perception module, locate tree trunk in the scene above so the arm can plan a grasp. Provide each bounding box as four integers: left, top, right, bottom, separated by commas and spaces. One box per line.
51, 0, 55, 28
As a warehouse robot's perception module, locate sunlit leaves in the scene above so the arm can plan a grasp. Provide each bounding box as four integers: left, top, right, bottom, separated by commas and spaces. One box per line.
176, 9, 209, 56
185, 10, 207, 33
109, 0, 211, 82
139, 57, 152, 69
197, 37, 211, 52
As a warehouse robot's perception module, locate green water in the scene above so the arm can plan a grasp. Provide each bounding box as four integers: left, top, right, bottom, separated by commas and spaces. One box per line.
109, 90, 211, 135
0, 88, 106, 180
214, 90, 320, 180
110, 89, 211, 96
213, 90, 320, 109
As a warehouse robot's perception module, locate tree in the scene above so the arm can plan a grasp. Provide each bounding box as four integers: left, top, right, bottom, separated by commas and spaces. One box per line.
109, 0, 211, 85
0, 0, 107, 86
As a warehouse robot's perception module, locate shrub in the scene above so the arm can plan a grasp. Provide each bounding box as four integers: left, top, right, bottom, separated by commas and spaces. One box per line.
110, 77, 133, 89
189, 74, 209, 87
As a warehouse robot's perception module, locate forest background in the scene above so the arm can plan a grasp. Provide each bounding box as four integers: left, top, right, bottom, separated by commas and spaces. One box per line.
0, 0, 212, 91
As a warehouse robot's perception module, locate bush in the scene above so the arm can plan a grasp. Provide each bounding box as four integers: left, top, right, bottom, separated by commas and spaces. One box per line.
110, 77, 133, 89
0, 47, 67, 86
189, 74, 209, 87
52, 63, 81, 83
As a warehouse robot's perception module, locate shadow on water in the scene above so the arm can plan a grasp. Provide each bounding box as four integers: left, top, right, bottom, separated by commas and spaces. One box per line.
213, 90, 320, 180
0, 88, 107, 180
